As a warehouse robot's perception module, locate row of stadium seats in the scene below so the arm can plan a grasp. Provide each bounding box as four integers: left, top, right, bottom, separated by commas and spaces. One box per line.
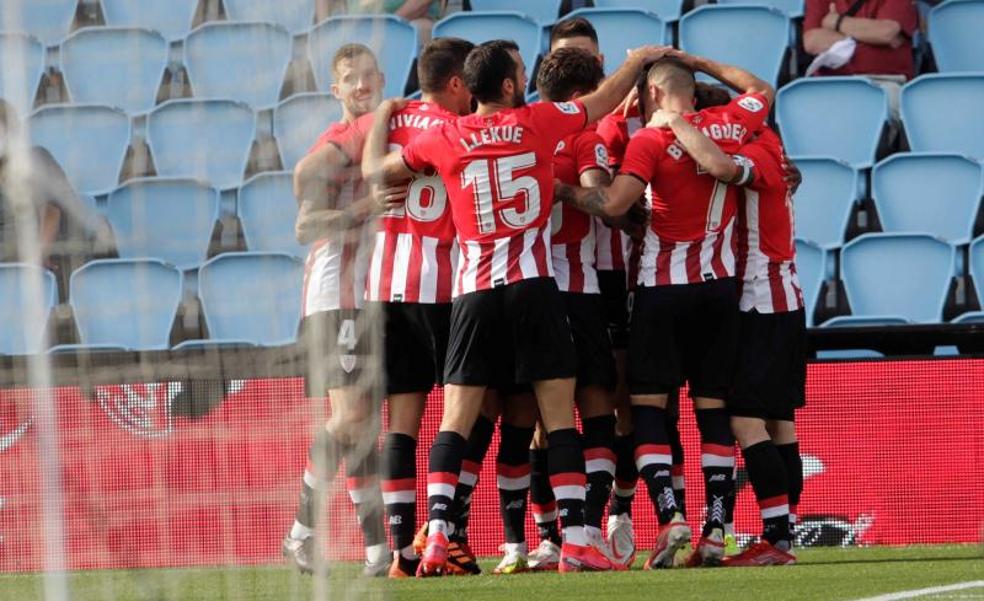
2, 231, 983, 355
3, 0, 983, 118
0, 253, 302, 354
16, 72, 983, 196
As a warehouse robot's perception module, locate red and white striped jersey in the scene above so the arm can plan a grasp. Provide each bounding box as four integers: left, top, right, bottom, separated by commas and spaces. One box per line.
595, 112, 644, 271
334, 101, 459, 304
301, 121, 373, 315
734, 127, 804, 313
402, 101, 589, 296
619, 93, 769, 286
551, 126, 610, 294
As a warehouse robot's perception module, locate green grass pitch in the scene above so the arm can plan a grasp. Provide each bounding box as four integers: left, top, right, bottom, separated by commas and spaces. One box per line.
1, 545, 981, 601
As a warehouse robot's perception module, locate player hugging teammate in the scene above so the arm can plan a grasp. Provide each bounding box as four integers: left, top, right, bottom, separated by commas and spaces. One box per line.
284, 15, 806, 578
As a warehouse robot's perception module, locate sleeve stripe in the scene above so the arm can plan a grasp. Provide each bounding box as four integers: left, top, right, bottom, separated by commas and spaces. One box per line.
618, 172, 650, 187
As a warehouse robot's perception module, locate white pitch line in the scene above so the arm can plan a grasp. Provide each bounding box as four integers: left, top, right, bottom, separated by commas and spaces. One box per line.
853, 581, 984, 601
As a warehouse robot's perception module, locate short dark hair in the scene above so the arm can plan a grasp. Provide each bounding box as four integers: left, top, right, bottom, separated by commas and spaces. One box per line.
550, 17, 598, 47
418, 37, 475, 94
694, 82, 732, 110
637, 57, 695, 108
331, 43, 377, 77
536, 47, 604, 102
463, 39, 520, 104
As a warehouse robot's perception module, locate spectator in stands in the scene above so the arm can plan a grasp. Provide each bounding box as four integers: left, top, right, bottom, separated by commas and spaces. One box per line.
803, 0, 918, 116
0, 101, 109, 292
317, 0, 444, 45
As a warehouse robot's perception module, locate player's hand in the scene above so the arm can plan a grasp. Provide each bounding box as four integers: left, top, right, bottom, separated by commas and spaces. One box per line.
371, 182, 409, 214
376, 97, 409, 117
614, 87, 640, 118
822, 3, 841, 30
665, 48, 702, 70
647, 108, 681, 129
605, 199, 650, 240
782, 156, 803, 194
626, 45, 673, 66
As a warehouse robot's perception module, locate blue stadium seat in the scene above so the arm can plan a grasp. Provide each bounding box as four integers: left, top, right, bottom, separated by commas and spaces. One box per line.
0, 264, 56, 355
901, 73, 984, 159
63, 259, 182, 351
591, 0, 685, 23
223, 0, 316, 35
716, 0, 805, 17
147, 99, 256, 190
679, 5, 790, 88
0, 0, 76, 46
29, 104, 130, 195
432, 12, 542, 84
816, 349, 884, 359
565, 8, 670, 74
101, 0, 199, 41
60, 27, 168, 114
105, 178, 220, 270
309, 15, 417, 100
794, 239, 824, 327
872, 153, 983, 244
238, 172, 307, 259
825, 233, 955, 326
777, 77, 888, 168
791, 157, 860, 249
470, 0, 562, 24
0, 33, 44, 117
273, 92, 342, 169
184, 22, 293, 109
954, 235, 984, 322
928, 0, 984, 72
195, 252, 303, 346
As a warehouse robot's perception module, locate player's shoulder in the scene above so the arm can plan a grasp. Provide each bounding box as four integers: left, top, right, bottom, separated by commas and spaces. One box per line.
627, 125, 670, 148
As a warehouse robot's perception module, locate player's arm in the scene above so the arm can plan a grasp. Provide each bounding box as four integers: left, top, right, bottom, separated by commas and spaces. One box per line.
555, 174, 647, 218
361, 97, 415, 186
670, 50, 775, 108
579, 45, 674, 124
649, 109, 750, 185
293, 143, 368, 244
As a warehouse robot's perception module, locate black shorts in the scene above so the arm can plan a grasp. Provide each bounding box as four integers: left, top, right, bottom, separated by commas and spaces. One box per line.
563, 292, 616, 391
299, 309, 371, 390
597, 269, 629, 350
381, 302, 451, 395
728, 309, 807, 421
628, 278, 739, 399
445, 277, 576, 388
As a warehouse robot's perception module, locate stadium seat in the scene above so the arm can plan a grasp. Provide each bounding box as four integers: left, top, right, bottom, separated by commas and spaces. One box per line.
815, 349, 884, 359
432, 12, 542, 84
60, 27, 168, 114
826, 233, 955, 326
716, 0, 805, 17
238, 172, 307, 259
0, 0, 76, 46
147, 99, 256, 190
273, 92, 342, 169
184, 22, 293, 109
679, 5, 790, 88
64, 259, 182, 351
928, 0, 984, 72
0, 264, 56, 355
954, 235, 984, 322
223, 0, 316, 35
565, 8, 670, 74
0, 33, 44, 117
105, 178, 220, 270
901, 73, 984, 159
101, 0, 199, 41
195, 252, 303, 346
469, 0, 562, 24
29, 104, 130, 195
794, 239, 825, 327
777, 77, 889, 168
309, 15, 417, 100
791, 157, 860, 249
872, 153, 983, 244
590, 0, 685, 23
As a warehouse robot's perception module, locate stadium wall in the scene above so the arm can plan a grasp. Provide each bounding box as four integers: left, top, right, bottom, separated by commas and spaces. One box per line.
1, 358, 982, 572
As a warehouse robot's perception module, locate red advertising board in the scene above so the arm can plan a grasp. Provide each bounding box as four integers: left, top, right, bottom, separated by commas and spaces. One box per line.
1, 359, 982, 571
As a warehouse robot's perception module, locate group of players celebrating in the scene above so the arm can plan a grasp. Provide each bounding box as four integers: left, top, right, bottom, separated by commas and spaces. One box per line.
282, 16, 808, 578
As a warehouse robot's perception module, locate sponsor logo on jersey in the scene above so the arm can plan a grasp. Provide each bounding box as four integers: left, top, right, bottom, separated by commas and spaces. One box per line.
737, 95, 765, 113
554, 102, 581, 115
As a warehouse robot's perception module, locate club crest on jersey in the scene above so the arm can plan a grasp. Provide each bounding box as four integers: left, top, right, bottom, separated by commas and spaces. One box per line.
737, 96, 765, 113
96, 382, 182, 438
553, 101, 580, 115
339, 354, 357, 373
594, 143, 609, 168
